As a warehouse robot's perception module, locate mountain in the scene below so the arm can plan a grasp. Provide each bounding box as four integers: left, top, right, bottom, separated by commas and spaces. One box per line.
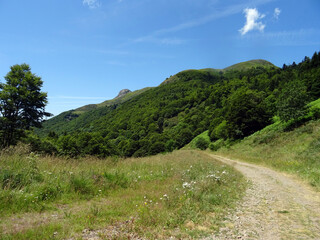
33, 53, 320, 158
68, 87, 152, 116
161, 59, 275, 85
223, 59, 274, 72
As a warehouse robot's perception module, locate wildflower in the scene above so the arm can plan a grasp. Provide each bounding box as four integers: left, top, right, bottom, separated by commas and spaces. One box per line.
182, 182, 191, 188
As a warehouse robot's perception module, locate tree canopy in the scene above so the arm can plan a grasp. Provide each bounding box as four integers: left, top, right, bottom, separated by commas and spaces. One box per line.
33, 51, 320, 157
0, 64, 50, 147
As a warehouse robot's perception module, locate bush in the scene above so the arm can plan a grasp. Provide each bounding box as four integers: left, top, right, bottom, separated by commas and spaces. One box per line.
209, 139, 226, 151
195, 137, 209, 150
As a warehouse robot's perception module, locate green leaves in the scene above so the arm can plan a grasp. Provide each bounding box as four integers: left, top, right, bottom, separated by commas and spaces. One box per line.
277, 80, 309, 122
0, 64, 50, 147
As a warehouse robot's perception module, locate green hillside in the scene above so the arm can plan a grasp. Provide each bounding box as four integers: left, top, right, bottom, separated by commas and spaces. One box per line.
161, 59, 276, 85
33, 52, 320, 158
216, 117, 320, 189
68, 87, 152, 116
223, 59, 275, 72
37, 87, 152, 136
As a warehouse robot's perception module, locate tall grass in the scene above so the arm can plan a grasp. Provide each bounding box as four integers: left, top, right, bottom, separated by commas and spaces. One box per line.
0, 149, 246, 239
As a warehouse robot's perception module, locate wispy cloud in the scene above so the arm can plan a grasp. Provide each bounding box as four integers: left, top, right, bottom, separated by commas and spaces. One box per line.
240, 28, 320, 46
83, 0, 101, 9
273, 7, 281, 20
131, 0, 273, 45
239, 8, 266, 35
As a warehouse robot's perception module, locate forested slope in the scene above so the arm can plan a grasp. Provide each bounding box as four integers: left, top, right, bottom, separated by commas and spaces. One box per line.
33, 53, 320, 158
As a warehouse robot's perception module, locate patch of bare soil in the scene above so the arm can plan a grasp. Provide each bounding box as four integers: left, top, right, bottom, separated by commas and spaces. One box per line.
205, 154, 320, 240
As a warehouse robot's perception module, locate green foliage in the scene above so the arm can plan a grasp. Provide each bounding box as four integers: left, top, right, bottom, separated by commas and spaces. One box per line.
210, 120, 228, 140
0, 64, 51, 147
195, 137, 209, 150
223, 88, 272, 139
277, 80, 309, 122
33, 52, 320, 158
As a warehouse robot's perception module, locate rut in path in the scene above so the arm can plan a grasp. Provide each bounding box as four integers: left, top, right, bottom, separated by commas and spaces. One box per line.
206, 154, 320, 240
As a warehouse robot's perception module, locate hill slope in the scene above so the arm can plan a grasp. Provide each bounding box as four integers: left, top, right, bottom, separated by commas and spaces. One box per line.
34, 52, 320, 158
216, 117, 320, 189
161, 59, 276, 85
223, 59, 274, 72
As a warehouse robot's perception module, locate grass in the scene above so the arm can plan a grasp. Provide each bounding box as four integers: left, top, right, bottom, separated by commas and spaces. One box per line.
0, 147, 246, 239
223, 59, 276, 72
216, 119, 320, 189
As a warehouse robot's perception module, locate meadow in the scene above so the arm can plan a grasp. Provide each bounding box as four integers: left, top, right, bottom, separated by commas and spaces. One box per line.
0, 147, 246, 239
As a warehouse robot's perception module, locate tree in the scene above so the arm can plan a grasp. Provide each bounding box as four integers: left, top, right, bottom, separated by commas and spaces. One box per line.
195, 137, 209, 150
277, 80, 309, 122
0, 64, 51, 147
223, 88, 272, 139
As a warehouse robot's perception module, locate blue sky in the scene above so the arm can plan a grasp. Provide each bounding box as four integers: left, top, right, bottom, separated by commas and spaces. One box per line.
0, 0, 319, 116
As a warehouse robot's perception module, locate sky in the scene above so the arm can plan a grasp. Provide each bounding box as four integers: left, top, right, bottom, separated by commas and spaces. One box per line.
0, 0, 319, 116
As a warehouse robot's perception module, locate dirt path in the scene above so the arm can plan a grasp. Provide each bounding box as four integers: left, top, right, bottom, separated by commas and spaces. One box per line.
206, 154, 320, 240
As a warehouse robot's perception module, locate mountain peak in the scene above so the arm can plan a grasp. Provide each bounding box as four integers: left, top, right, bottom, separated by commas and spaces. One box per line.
116, 89, 131, 99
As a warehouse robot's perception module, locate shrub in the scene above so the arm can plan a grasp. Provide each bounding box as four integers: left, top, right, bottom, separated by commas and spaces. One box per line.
195, 137, 209, 150
209, 139, 225, 151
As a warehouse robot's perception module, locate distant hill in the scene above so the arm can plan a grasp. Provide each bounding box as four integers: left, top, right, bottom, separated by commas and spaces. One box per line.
223, 59, 275, 72
37, 87, 152, 136
161, 59, 276, 85
71, 87, 152, 115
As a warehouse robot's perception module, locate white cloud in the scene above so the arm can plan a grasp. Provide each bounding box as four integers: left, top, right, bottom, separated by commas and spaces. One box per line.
274, 7, 281, 19
83, 0, 101, 9
239, 8, 266, 35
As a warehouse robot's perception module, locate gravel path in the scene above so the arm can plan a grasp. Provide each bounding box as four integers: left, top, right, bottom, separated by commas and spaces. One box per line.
206, 154, 320, 240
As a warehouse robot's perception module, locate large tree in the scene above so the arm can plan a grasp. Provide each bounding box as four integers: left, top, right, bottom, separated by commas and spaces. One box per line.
277, 80, 309, 122
0, 64, 51, 147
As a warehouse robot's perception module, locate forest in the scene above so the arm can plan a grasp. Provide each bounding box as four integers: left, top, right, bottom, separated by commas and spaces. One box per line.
23, 51, 320, 158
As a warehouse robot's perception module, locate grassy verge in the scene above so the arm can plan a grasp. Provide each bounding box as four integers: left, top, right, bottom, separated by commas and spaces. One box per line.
216, 119, 320, 189
0, 148, 246, 239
